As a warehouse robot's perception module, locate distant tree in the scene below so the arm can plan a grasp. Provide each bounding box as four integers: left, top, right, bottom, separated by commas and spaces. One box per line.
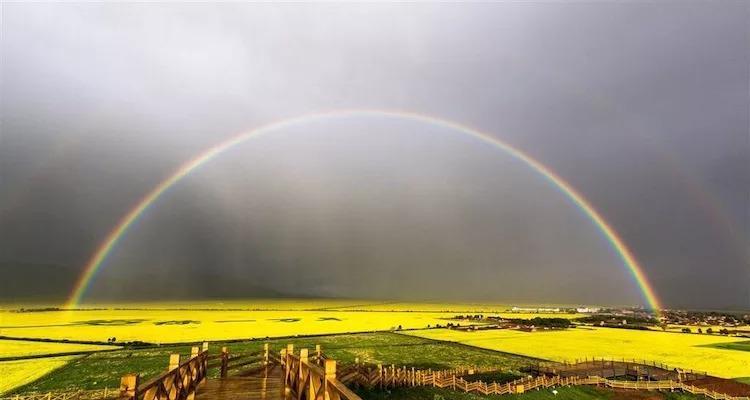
681, 328, 691, 333
706, 328, 713, 334
719, 328, 730, 335
697, 328, 703, 334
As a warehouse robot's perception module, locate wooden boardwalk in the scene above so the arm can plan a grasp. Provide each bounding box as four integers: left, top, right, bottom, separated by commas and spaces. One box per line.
197, 366, 281, 400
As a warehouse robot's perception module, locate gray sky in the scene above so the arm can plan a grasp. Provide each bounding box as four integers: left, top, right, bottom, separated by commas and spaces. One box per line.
1, 2, 748, 309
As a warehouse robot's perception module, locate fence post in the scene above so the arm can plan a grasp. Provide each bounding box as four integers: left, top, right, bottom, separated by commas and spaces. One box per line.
316, 344, 321, 360
119, 373, 139, 400
169, 354, 181, 371
377, 364, 382, 389
191, 346, 200, 358
324, 359, 336, 400
264, 343, 269, 365
286, 344, 294, 361
221, 347, 229, 378
280, 348, 290, 400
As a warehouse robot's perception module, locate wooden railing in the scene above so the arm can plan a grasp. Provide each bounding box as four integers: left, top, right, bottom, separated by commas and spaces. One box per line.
210, 344, 270, 378
119, 343, 209, 400
280, 345, 362, 400
335, 363, 496, 389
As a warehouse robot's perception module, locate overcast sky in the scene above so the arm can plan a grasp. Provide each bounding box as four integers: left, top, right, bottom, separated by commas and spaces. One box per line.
1, 2, 748, 309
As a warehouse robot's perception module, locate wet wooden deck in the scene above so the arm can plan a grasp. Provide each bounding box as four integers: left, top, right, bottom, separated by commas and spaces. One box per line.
197, 367, 281, 400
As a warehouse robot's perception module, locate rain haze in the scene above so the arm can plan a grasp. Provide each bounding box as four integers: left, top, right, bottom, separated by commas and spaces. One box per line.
1, 2, 748, 309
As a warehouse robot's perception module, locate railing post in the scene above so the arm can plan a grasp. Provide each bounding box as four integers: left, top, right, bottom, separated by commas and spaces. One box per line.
191, 346, 200, 358
316, 344, 321, 360
169, 354, 181, 371
119, 373, 139, 400
221, 347, 229, 378
264, 343, 269, 365
280, 347, 290, 400
378, 364, 384, 389
324, 359, 336, 400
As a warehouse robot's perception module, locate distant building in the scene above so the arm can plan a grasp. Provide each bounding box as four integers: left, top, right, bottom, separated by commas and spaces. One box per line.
511, 306, 561, 313
576, 307, 601, 313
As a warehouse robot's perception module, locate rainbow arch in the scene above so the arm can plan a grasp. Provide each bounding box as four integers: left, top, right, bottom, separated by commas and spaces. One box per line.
66, 109, 662, 311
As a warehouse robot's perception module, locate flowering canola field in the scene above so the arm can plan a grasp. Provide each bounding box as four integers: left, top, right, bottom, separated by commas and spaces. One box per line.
0, 340, 116, 358
404, 327, 750, 378
0, 356, 78, 395
0, 301, 577, 344
0, 309, 450, 343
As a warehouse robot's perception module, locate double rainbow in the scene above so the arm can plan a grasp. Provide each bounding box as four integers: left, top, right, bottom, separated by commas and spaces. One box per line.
66, 110, 662, 312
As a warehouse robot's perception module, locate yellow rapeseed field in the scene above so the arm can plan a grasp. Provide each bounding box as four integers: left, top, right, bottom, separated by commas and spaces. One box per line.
0, 309, 451, 343
0, 340, 116, 358
404, 327, 750, 378
0, 301, 578, 344
0, 356, 78, 395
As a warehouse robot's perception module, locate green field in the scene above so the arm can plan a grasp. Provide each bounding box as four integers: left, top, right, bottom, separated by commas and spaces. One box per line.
701, 340, 750, 352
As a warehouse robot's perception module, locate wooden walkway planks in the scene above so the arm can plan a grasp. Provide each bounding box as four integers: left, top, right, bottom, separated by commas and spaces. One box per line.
197, 367, 281, 400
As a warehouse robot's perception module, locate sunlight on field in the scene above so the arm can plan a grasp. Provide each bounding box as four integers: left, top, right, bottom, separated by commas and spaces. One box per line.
0, 340, 117, 358
0, 309, 452, 343
0, 356, 78, 395
404, 327, 750, 378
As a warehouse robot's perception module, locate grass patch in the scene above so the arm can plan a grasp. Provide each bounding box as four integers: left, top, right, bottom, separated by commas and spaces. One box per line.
701, 340, 750, 352
734, 377, 750, 385
461, 371, 524, 383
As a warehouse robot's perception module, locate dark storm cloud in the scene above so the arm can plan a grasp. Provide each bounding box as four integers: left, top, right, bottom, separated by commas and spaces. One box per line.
1, 2, 747, 308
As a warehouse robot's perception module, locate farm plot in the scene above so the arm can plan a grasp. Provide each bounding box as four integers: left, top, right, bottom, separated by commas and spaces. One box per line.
0, 356, 79, 395
404, 327, 750, 378
0, 339, 117, 359
0, 309, 451, 343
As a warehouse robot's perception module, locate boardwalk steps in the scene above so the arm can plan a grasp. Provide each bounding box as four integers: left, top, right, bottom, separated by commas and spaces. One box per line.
197, 376, 281, 400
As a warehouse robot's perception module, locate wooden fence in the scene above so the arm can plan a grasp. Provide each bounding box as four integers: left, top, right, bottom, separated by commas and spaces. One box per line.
357, 365, 750, 400
119, 343, 209, 400
280, 345, 361, 400
311, 351, 747, 400
533, 357, 708, 381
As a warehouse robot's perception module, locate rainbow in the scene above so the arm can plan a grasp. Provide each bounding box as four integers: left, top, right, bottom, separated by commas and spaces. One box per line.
66, 110, 662, 312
